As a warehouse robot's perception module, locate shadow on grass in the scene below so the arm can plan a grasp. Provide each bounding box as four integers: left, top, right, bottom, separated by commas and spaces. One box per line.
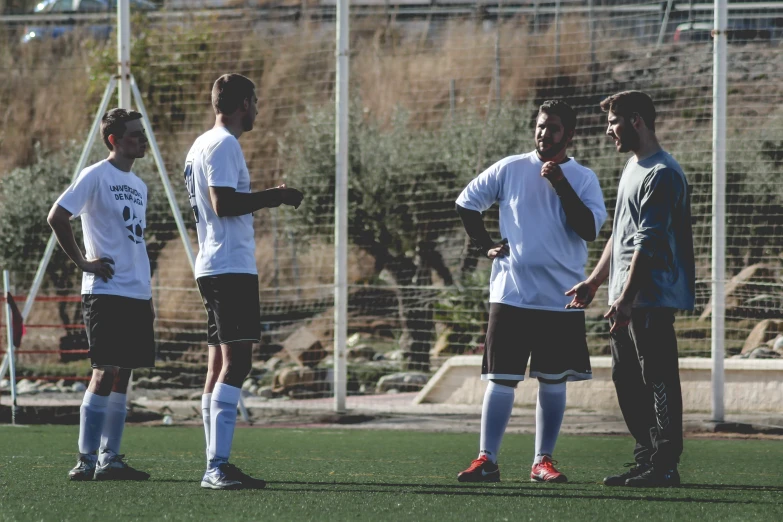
132, 479, 783, 501
265, 480, 769, 504
679, 483, 783, 492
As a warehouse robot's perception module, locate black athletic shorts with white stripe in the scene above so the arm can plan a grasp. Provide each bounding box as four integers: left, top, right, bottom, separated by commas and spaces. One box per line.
197, 273, 260, 346
481, 303, 592, 383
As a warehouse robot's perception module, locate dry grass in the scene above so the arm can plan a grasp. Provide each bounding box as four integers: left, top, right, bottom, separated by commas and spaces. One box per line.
0, 30, 97, 172
0, 15, 607, 177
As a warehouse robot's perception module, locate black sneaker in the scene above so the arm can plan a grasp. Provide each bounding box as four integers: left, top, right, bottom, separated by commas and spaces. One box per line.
223, 463, 267, 489
603, 462, 651, 486
625, 466, 680, 488
68, 454, 97, 481
94, 453, 150, 481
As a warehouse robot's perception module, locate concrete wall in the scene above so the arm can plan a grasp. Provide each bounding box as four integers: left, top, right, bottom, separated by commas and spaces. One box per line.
415, 356, 783, 414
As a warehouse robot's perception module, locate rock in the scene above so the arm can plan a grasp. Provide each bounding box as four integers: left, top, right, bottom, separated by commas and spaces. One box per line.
346, 332, 363, 348
370, 320, 395, 339
40, 384, 59, 393
0, 379, 9, 390
372, 353, 386, 361
17, 379, 39, 395
701, 264, 779, 320
281, 326, 327, 368
741, 319, 783, 354
376, 372, 429, 393
248, 384, 259, 396
242, 378, 255, 391
431, 328, 477, 356
612, 62, 641, 83
431, 328, 452, 357
55, 379, 66, 391
188, 390, 203, 400
347, 344, 376, 361
746, 347, 781, 359
773, 336, 783, 355
256, 385, 274, 399
272, 367, 318, 393
404, 373, 428, 384
386, 349, 405, 362
264, 357, 284, 372
72, 382, 87, 393
149, 376, 163, 383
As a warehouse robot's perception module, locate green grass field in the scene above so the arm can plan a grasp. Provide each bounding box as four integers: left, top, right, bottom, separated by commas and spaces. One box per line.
1, 425, 781, 521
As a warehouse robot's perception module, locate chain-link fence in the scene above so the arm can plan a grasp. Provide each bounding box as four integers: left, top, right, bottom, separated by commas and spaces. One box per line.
0, 1, 781, 407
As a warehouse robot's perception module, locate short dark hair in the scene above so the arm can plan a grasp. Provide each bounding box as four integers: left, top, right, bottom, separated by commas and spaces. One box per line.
538, 100, 577, 133
101, 108, 143, 151
600, 90, 656, 132
211, 73, 256, 114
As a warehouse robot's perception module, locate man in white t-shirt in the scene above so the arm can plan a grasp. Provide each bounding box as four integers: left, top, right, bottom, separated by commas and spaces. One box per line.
455, 100, 607, 484
183, 73, 303, 490
48, 108, 154, 482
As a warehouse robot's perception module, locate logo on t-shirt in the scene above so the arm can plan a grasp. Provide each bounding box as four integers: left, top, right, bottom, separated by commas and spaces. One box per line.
123, 205, 144, 244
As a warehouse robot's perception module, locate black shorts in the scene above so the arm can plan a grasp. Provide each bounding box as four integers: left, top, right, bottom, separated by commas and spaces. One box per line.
197, 274, 260, 346
82, 294, 155, 369
481, 303, 592, 383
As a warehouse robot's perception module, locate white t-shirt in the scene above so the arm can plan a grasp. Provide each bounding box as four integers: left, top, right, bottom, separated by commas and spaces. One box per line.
184, 126, 257, 278
55, 160, 151, 300
456, 152, 607, 311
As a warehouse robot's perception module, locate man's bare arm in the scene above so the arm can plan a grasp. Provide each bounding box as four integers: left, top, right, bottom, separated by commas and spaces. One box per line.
47, 204, 114, 282
587, 236, 613, 289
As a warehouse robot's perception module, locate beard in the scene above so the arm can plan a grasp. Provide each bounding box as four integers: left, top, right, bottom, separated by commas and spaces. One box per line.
536, 136, 568, 160
616, 124, 640, 152
242, 113, 254, 132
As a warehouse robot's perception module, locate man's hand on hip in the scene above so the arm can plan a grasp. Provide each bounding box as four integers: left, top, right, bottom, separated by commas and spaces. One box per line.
80, 256, 115, 283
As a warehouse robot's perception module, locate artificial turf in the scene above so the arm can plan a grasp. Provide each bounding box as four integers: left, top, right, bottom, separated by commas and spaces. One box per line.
0, 425, 781, 521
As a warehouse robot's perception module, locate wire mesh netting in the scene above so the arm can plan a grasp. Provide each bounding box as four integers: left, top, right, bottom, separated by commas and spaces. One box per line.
0, 1, 781, 406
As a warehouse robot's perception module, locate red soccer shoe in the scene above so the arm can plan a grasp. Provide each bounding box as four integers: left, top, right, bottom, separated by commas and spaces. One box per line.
530, 455, 568, 483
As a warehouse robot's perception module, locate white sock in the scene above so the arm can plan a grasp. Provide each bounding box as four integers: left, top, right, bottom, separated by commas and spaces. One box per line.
209, 383, 240, 466
201, 393, 212, 464
534, 381, 567, 464
78, 391, 109, 456
98, 392, 127, 464
478, 381, 516, 464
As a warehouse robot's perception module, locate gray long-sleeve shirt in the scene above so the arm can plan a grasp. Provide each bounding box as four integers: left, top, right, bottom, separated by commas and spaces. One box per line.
609, 150, 695, 310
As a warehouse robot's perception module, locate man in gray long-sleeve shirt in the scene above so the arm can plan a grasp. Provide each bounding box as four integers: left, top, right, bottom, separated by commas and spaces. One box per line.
566, 91, 695, 488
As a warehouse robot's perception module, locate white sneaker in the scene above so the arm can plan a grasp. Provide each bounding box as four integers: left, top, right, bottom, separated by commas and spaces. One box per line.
201, 463, 242, 490
68, 453, 96, 481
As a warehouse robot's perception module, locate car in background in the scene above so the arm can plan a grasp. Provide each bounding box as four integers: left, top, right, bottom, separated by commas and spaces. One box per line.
673, 22, 712, 43
32, 0, 158, 13
673, 20, 776, 44
21, 0, 158, 43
